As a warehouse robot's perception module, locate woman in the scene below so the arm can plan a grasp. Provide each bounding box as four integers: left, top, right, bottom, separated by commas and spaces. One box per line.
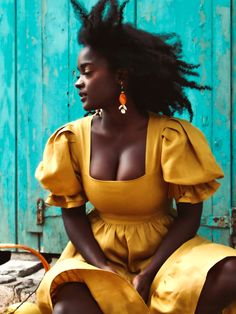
35, 1, 236, 313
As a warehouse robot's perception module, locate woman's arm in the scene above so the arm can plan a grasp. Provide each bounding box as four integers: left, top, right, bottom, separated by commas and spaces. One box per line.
143, 201, 203, 279
62, 206, 109, 269
133, 202, 203, 302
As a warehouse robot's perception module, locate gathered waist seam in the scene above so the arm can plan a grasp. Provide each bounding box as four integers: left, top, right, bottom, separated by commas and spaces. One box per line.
90, 209, 170, 225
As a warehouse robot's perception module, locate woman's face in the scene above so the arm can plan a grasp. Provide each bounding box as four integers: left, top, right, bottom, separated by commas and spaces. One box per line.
75, 46, 120, 112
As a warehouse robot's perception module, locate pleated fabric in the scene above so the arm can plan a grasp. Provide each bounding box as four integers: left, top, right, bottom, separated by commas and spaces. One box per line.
35, 112, 236, 314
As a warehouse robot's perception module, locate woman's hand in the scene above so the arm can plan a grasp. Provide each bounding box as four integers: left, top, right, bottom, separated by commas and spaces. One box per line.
132, 272, 153, 304
100, 264, 117, 274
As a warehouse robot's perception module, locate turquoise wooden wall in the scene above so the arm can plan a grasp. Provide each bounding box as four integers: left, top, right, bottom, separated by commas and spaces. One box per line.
0, 0, 235, 253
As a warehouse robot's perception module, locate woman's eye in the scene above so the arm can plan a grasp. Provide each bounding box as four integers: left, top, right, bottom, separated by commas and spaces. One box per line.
84, 71, 93, 76
75, 70, 93, 79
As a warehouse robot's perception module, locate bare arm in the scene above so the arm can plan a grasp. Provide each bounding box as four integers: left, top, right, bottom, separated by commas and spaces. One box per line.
62, 206, 108, 269
142, 202, 203, 279
133, 202, 203, 302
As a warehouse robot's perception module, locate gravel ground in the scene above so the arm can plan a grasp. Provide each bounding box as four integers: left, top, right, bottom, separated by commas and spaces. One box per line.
0, 268, 45, 313
0, 253, 54, 314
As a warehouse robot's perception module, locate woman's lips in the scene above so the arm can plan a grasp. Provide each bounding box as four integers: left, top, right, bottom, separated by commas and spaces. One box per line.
80, 95, 87, 102
79, 92, 88, 102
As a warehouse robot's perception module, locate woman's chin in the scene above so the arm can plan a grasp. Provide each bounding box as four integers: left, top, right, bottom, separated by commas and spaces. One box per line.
82, 101, 101, 112
81, 99, 91, 111
83, 104, 93, 111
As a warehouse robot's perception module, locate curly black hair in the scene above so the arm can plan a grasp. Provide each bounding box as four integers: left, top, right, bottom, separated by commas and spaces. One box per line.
71, 0, 211, 121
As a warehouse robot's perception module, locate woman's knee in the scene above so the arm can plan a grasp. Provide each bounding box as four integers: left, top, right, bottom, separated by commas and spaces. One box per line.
195, 257, 236, 313
53, 301, 67, 314
53, 282, 103, 314
219, 257, 236, 275
52, 283, 87, 314
55, 282, 87, 301
202, 256, 236, 304
209, 257, 236, 289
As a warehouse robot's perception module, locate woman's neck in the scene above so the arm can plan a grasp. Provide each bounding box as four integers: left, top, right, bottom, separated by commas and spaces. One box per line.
99, 101, 148, 133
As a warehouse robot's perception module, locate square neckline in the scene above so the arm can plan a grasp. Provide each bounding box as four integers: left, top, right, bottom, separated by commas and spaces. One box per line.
86, 112, 152, 183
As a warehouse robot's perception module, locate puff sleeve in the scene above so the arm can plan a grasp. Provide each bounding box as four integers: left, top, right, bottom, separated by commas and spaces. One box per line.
161, 118, 224, 204
35, 124, 87, 208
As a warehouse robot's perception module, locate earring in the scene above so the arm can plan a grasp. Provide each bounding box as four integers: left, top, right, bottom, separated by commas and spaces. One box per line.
95, 109, 102, 117
118, 81, 127, 114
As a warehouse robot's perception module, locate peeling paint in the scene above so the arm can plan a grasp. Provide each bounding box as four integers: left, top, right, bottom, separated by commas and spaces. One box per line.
139, 3, 154, 23
53, 68, 59, 77
1, 9, 10, 37
0, 0, 233, 251
201, 116, 209, 127
199, 8, 206, 27
215, 118, 223, 127
43, 66, 49, 85
216, 6, 230, 42
0, 0, 16, 244
199, 38, 211, 51
31, 36, 38, 45
215, 50, 231, 116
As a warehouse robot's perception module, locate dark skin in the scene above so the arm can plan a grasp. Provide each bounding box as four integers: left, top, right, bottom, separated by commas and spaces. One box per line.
53, 46, 236, 314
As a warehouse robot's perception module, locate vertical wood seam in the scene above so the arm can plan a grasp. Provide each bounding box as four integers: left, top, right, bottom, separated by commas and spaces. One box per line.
230, 0, 232, 209
210, 0, 214, 226
14, 0, 18, 245
230, 0, 232, 211
230, 0, 233, 208
41, 0, 44, 142
134, 0, 137, 27
68, 0, 70, 122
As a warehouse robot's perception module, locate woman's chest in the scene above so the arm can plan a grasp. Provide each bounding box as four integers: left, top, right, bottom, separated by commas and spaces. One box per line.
72, 114, 166, 181
89, 129, 147, 181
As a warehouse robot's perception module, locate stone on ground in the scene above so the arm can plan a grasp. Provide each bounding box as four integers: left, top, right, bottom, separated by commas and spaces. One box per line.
0, 259, 46, 314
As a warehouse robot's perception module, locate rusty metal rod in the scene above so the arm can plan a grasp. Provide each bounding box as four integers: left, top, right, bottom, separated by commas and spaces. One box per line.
0, 244, 50, 272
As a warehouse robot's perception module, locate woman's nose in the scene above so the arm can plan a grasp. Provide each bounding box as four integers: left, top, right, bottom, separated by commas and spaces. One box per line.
75, 76, 84, 89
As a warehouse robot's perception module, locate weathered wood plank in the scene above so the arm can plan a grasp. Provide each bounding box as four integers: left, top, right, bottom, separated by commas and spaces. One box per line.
195, 0, 215, 241
0, 0, 16, 243
16, 0, 43, 249
39, 0, 70, 253
136, 0, 215, 241
232, 0, 236, 208
211, 0, 231, 245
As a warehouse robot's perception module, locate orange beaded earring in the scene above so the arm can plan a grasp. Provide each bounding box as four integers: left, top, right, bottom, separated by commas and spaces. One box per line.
118, 81, 127, 114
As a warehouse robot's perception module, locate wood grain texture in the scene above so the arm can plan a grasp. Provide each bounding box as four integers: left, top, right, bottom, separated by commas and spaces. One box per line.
0, 0, 234, 252
16, 0, 42, 249
232, 0, 236, 208
0, 0, 16, 244
211, 0, 231, 244
39, 0, 70, 252
136, 0, 226, 242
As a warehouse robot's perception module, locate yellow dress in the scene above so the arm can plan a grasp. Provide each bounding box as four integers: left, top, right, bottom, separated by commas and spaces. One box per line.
35, 112, 236, 314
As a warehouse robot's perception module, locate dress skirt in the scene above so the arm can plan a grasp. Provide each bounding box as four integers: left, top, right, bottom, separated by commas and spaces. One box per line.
36, 211, 236, 314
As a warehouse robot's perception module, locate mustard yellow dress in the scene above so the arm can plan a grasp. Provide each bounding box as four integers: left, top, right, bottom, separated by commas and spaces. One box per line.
35, 112, 236, 314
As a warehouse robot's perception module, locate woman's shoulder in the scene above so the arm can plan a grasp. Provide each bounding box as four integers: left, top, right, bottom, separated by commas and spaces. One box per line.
60, 115, 92, 132
159, 113, 224, 186
48, 115, 92, 142
150, 112, 198, 128
149, 112, 202, 139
